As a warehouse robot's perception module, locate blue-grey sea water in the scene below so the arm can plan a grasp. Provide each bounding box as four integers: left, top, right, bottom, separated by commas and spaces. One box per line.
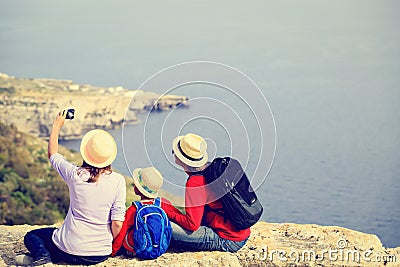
1, 0, 399, 247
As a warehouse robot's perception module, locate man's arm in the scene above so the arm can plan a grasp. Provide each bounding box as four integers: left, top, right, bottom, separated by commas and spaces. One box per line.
163, 175, 206, 232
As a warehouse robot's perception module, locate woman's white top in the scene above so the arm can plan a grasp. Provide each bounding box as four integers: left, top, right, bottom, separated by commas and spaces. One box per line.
50, 153, 126, 256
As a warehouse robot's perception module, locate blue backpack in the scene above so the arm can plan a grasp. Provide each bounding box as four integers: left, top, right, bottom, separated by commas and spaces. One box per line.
132, 198, 172, 259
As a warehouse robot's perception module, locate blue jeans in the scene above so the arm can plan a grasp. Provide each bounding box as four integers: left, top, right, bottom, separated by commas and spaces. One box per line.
24, 227, 109, 265
170, 222, 247, 253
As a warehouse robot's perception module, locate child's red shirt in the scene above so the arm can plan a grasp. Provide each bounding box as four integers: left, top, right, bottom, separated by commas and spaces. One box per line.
111, 198, 176, 256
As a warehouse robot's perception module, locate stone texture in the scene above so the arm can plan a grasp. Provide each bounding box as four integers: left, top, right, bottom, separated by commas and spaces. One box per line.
1, 222, 398, 267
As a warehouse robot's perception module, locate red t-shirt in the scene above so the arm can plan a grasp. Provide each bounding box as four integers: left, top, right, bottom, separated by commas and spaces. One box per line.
165, 174, 251, 242
111, 198, 176, 256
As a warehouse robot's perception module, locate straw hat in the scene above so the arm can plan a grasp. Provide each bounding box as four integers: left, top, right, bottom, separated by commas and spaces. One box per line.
132, 167, 163, 198
172, 133, 208, 168
80, 129, 117, 168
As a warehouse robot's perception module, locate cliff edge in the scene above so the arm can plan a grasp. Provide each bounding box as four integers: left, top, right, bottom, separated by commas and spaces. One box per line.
1, 222, 398, 267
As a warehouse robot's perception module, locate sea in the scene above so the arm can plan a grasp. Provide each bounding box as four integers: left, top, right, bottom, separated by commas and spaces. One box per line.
1, 1, 399, 247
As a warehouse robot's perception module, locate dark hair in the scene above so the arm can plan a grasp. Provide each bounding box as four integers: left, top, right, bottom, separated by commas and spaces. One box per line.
78, 161, 112, 183
133, 186, 152, 200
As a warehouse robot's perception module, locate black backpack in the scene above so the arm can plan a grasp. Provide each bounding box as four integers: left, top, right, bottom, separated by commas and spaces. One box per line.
203, 157, 263, 230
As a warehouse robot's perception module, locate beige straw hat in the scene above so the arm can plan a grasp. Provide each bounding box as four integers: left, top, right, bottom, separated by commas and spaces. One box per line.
132, 167, 164, 198
80, 129, 117, 168
172, 133, 208, 168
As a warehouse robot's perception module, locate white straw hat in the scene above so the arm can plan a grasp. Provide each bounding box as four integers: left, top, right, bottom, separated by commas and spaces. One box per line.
172, 133, 208, 168
132, 167, 164, 198
80, 129, 117, 168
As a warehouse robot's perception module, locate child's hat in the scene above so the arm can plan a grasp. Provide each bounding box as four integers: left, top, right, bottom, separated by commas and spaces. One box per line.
132, 167, 163, 198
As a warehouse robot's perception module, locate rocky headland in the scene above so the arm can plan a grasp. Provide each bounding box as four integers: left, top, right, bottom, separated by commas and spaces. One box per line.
0, 222, 398, 267
0, 72, 188, 140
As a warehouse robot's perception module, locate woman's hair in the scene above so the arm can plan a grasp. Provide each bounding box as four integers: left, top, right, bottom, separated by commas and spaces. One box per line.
78, 161, 112, 183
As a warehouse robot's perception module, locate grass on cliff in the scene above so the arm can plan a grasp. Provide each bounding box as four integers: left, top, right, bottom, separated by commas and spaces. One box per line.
0, 122, 83, 225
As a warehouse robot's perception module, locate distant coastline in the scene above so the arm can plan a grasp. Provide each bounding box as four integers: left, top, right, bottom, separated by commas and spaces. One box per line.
0, 72, 188, 140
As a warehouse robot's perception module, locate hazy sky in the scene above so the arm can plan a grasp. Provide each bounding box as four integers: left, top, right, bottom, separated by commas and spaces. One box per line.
1, 0, 399, 89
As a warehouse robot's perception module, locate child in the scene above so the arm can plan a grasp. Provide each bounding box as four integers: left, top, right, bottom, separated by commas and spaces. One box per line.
111, 167, 175, 257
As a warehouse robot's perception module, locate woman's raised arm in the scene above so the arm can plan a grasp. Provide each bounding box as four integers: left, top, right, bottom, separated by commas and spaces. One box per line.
48, 110, 66, 158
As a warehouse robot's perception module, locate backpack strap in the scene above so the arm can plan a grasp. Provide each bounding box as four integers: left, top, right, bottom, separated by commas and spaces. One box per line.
133, 199, 162, 208
124, 229, 135, 251
153, 197, 161, 207
133, 201, 144, 210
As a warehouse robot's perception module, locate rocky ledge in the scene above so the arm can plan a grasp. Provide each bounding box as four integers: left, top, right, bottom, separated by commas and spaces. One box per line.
0, 72, 188, 140
0, 222, 398, 267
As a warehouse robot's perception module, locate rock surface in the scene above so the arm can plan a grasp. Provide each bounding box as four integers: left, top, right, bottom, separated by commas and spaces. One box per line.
1, 222, 398, 267
0, 73, 188, 140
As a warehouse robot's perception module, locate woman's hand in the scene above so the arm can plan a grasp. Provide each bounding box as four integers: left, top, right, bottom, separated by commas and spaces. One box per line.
53, 109, 67, 129
48, 110, 67, 158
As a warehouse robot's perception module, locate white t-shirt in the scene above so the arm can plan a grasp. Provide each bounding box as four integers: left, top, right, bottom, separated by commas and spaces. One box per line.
50, 153, 126, 256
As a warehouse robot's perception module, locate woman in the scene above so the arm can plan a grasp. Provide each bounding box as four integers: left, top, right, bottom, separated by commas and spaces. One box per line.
165, 133, 250, 252
15, 110, 126, 266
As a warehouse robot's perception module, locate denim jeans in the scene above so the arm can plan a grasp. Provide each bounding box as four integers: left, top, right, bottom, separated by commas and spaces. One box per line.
24, 227, 109, 265
169, 222, 247, 253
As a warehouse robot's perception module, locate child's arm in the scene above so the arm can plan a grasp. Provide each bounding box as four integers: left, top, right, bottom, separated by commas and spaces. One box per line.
111, 206, 136, 256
